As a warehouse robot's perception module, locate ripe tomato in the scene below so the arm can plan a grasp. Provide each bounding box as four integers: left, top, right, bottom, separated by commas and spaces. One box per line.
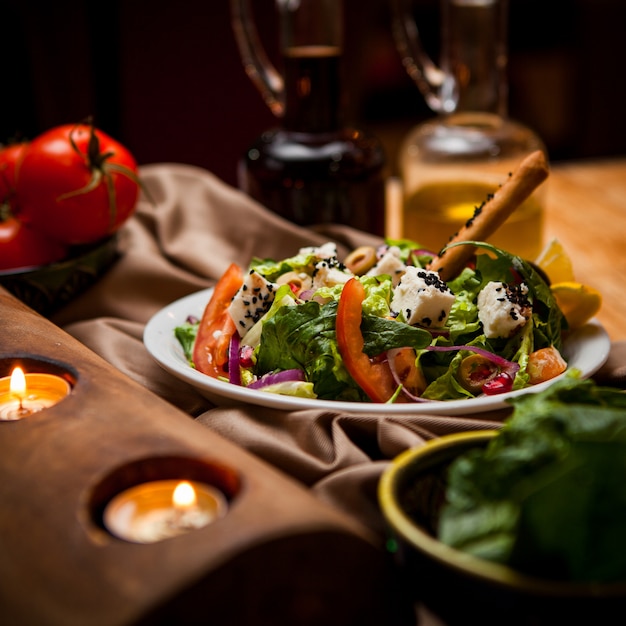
336, 277, 397, 403
15, 122, 140, 245
0, 216, 67, 271
0, 142, 28, 212
193, 263, 244, 378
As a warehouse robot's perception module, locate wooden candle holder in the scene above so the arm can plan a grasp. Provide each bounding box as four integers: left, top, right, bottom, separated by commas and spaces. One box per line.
0, 288, 400, 626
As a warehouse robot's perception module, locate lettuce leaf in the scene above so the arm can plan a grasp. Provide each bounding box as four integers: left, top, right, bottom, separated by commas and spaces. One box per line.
256, 299, 431, 401
439, 375, 626, 582
174, 321, 198, 366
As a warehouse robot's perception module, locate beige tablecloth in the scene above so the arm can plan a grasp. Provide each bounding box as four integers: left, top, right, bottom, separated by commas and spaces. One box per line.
49, 163, 624, 537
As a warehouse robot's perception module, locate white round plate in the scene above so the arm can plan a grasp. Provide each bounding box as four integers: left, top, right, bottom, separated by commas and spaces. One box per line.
144, 288, 611, 416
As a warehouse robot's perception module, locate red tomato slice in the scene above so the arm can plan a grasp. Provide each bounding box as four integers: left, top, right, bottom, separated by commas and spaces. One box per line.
336, 277, 397, 403
193, 263, 244, 378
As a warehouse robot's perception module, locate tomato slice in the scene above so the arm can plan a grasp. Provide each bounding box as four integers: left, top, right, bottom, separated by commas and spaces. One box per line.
193, 263, 244, 378
336, 277, 397, 403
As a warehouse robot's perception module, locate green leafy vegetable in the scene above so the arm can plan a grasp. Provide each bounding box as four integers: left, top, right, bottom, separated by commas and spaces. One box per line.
174, 321, 198, 365
439, 375, 626, 582
256, 300, 362, 401
256, 299, 431, 401
173, 239, 569, 404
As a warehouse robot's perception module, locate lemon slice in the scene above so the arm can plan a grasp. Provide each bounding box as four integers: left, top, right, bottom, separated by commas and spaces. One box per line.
551, 281, 602, 328
535, 238, 576, 284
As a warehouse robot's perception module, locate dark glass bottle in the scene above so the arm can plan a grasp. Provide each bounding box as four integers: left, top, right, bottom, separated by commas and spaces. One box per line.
232, 0, 386, 236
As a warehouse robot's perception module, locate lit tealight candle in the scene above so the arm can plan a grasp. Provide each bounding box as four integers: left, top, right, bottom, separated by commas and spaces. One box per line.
103, 479, 228, 543
0, 367, 71, 421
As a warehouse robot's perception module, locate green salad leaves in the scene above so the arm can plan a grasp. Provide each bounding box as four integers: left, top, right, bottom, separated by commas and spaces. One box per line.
174, 240, 568, 403
439, 375, 626, 582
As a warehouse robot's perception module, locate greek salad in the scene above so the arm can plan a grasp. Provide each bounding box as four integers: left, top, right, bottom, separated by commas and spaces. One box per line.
174, 240, 568, 403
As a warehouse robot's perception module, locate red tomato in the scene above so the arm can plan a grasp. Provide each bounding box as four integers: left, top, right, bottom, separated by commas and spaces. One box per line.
0, 216, 67, 271
0, 143, 28, 212
15, 122, 140, 245
193, 263, 245, 378
336, 277, 398, 403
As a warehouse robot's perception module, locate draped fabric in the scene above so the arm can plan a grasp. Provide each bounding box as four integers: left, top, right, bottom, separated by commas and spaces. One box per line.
55, 163, 624, 539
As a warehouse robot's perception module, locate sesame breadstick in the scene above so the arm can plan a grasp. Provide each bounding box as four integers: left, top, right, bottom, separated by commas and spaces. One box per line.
427, 150, 549, 281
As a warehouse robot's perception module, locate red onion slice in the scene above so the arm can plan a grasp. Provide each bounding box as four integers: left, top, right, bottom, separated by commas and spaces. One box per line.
228, 333, 241, 386
427, 344, 520, 395
248, 369, 306, 390
426, 344, 520, 378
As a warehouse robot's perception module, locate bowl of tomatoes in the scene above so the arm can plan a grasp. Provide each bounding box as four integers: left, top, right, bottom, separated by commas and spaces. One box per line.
0, 120, 140, 316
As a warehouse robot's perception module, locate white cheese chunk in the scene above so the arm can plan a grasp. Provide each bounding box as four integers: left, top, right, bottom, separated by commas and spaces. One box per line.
390, 266, 455, 327
477, 281, 531, 339
299, 242, 338, 260
229, 270, 277, 336
311, 258, 353, 290
366, 246, 406, 286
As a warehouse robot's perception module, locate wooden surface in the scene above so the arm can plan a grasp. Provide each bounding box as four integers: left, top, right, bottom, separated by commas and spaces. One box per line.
0, 289, 394, 626
546, 159, 626, 341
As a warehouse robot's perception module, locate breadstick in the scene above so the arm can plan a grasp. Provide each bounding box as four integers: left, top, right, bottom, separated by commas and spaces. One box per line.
427, 150, 549, 281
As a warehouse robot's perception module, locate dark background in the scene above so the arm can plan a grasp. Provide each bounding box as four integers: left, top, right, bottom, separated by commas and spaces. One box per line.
5, 0, 626, 188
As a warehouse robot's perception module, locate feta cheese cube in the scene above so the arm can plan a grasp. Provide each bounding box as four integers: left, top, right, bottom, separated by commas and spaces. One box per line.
299, 242, 338, 260
477, 281, 532, 339
229, 270, 277, 336
390, 266, 455, 327
366, 246, 406, 286
311, 258, 353, 290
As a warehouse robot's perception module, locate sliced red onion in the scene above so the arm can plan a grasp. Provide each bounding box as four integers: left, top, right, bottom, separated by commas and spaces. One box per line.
426, 344, 520, 377
426, 344, 520, 395
248, 369, 306, 390
228, 333, 241, 386
411, 248, 437, 259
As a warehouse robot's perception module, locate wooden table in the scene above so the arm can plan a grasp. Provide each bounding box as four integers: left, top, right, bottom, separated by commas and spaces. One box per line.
547, 159, 626, 341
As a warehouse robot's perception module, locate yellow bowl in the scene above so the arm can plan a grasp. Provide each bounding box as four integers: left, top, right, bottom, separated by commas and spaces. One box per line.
378, 431, 626, 625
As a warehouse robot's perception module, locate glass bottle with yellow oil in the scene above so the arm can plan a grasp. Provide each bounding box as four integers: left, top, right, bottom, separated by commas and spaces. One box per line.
391, 0, 547, 261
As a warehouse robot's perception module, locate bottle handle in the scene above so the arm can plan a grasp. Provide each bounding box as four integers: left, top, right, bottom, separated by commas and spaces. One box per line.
391, 0, 456, 113
230, 0, 285, 117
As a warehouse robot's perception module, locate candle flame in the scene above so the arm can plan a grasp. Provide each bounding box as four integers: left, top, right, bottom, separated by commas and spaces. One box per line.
10, 367, 26, 398
173, 481, 197, 509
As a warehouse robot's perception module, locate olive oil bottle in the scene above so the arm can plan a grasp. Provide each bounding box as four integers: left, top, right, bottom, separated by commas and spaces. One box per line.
393, 0, 547, 259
